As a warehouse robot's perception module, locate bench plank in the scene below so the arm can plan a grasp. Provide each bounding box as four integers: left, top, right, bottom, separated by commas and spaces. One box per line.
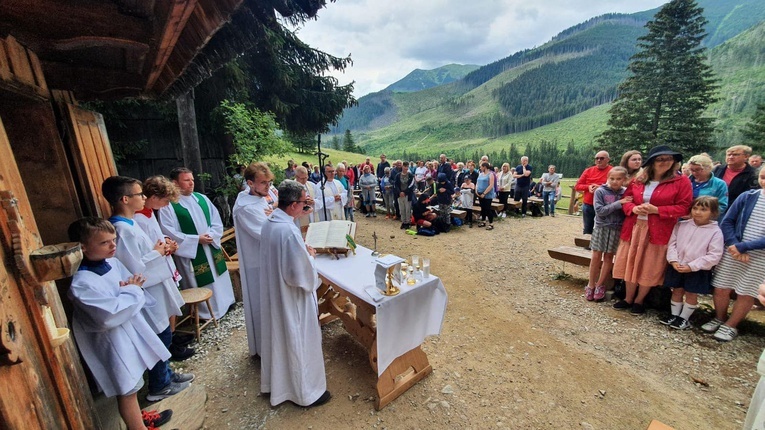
548, 246, 592, 266
574, 235, 591, 249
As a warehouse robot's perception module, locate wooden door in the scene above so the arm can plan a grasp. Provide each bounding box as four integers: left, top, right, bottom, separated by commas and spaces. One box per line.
0, 116, 96, 429
63, 103, 118, 218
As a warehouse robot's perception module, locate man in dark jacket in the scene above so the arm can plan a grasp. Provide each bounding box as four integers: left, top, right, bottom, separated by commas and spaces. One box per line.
713, 145, 759, 204
437, 154, 455, 183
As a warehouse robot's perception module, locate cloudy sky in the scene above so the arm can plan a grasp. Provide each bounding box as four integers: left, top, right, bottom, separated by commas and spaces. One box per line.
293, 0, 668, 97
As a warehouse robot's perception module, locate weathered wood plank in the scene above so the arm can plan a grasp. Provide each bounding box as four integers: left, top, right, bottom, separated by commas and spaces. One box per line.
548, 245, 592, 267
574, 235, 591, 249
4, 35, 35, 87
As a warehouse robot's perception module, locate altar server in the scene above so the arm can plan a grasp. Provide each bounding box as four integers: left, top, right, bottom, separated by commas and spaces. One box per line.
67, 217, 173, 429
134, 175, 195, 361
294, 165, 317, 232
260, 180, 331, 407
314, 165, 347, 221
232, 162, 274, 357
159, 167, 235, 319
102, 176, 193, 402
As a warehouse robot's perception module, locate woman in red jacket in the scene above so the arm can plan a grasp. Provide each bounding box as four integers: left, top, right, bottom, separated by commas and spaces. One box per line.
612, 145, 693, 314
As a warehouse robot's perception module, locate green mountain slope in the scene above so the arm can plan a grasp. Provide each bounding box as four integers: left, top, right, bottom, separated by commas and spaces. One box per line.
708, 20, 765, 148
385, 64, 479, 93
349, 0, 765, 156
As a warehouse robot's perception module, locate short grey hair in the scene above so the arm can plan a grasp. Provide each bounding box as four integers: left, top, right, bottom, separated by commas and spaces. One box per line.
277, 180, 305, 209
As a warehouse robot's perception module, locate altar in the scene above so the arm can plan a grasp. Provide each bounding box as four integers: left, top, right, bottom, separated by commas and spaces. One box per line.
314, 246, 448, 410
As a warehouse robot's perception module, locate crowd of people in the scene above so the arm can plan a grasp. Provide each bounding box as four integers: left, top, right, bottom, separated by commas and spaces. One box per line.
281, 153, 568, 235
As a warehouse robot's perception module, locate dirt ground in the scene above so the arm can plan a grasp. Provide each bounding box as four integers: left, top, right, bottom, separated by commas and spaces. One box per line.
175, 212, 765, 430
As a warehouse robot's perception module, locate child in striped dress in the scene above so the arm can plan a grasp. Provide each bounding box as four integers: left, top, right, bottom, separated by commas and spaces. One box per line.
702, 169, 765, 342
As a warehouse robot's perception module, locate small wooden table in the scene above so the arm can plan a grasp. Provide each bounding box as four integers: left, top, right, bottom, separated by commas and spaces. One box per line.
314, 247, 447, 410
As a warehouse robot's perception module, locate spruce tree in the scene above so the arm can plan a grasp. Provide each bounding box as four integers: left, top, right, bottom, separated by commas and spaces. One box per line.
742, 103, 765, 153
599, 0, 718, 156
342, 129, 356, 153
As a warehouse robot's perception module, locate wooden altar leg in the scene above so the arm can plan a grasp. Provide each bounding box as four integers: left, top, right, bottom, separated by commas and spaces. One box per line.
374, 345, 432, 411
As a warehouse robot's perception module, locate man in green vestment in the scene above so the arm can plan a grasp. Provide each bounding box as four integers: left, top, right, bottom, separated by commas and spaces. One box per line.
158, 168, 235, 319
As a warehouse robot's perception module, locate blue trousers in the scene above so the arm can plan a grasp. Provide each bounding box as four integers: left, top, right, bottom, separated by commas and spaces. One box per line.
147, 326, 173, 393
582, 203, 596, 235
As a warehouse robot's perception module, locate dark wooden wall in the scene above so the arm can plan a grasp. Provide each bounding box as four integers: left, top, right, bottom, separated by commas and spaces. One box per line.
107, 114, 230, 192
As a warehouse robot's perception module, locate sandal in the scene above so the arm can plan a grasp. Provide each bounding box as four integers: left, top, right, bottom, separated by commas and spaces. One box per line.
478, 222, 486, 227
486, 225, 494, 231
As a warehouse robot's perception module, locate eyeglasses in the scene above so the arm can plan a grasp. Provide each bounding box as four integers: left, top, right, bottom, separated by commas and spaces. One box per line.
126, 193, 145, 198
594, 157, 607, 161
326, 170, 336, 173
654, 156, 675, 162
292, 200, 309, 204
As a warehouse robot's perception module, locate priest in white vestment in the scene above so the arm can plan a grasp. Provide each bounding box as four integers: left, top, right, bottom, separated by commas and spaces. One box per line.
232, 162, 274, 357
294, 166, 316, 232
314, 165, 347, 221
260, 180, 331, 407
159, 168, 235, 319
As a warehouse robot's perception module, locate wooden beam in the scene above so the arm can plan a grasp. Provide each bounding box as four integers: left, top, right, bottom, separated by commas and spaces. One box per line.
144, 0, 199, 92
176, 89, 205, 193
41, 62, 143, 100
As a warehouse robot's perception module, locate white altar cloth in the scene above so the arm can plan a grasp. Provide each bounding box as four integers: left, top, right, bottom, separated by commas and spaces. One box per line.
314, 246, 447, 376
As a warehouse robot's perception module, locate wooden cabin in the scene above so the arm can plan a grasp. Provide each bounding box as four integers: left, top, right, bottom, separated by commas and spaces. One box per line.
0, 1, 326, 428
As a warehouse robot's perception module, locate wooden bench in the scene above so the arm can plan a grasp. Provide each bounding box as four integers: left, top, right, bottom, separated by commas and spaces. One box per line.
547, 246, 592, 267
220, 227, 242, 302
574, 235, 591, 249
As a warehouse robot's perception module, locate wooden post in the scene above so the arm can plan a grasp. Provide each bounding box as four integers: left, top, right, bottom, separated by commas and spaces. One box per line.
176, 89, 204, 193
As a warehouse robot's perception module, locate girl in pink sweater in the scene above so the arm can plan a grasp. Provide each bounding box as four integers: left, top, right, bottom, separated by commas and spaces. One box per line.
659, 196, 724, 330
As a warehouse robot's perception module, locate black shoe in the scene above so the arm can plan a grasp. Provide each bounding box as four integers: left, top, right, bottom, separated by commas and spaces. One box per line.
172, 332, 195, 347
308, 390, 331, 408
142, 409, 173, 428
630, 303, 646, 315
400, 223, 406, 229
468, 223, 473, 228
670, 317, 691, 330
613, 300, 631, 310
169, 343, 195, 361
659, 315, 677, 326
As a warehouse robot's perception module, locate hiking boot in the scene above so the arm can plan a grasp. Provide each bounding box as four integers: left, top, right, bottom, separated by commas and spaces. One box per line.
713, 325, 738, 342
659, 315, 677, 326
171, 372, 195, 384
584, 286, 595, 301
670, 317, 691, 330
146, 381, 190, 402
142, 409, 172, 428
701, 318, 724, 333
613, 300, 631, 310
593, 285, 606, 301
630, 303, 646, 315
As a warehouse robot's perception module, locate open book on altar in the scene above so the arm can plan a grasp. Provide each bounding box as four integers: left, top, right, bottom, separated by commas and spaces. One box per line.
305, 220, 356, 254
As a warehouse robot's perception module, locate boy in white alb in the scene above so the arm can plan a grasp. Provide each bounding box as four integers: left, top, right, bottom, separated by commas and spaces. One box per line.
102, 176, 193, 403
67, 217, 173, 430
134, 175, 195, 360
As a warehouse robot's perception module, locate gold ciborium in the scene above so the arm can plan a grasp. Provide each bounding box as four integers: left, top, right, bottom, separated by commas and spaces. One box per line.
383, 266, 400, 296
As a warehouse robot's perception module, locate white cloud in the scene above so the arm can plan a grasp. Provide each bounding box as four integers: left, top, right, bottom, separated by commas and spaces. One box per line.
295, 0, 668, 97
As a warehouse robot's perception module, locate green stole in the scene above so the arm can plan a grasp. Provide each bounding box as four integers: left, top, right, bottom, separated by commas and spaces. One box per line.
171, 192, 227, 287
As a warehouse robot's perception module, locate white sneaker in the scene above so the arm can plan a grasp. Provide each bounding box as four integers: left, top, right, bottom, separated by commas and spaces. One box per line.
701, 318, 724, 333
713, 325, 738, 342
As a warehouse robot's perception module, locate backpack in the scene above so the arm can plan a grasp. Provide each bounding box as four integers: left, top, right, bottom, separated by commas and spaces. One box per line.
417, 227, 437, 236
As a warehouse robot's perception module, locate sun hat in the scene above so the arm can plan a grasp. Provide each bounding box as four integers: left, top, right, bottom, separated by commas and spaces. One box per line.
642, 145, 682, 167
